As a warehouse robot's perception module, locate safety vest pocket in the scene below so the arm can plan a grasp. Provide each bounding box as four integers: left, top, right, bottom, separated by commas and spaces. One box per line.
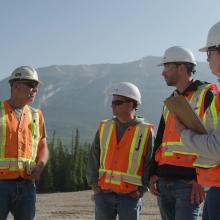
0, 170, 10, 177
196, 165, 220, 186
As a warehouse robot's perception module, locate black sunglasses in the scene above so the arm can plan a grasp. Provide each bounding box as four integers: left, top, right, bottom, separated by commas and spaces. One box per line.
207, 48, 218, 59
111, 100, 130, 106
17, 81, 39, 88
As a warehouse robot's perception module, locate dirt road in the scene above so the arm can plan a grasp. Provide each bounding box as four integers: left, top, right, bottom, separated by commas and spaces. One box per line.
8, 190, 161, 220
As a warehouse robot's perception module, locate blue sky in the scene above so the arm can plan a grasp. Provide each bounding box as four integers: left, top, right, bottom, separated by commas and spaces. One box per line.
1, 0, 220, 79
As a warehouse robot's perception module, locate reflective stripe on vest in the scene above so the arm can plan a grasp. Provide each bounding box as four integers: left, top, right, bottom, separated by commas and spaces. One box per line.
193, 160, 218, 168
163, 84, 215, 157
28, 109, 40, 161
193, 87, 219, 168
99, 120, 114, 169
0, 101, 40, 171
203, 95, 219, 131
99, 120, 151, 186
194, 94, 220, 168
0, 102, 6, 157
190, 84, 207, 116
0, 158, 34, 171
163, 106, 169, 122
98, 169, 142, 185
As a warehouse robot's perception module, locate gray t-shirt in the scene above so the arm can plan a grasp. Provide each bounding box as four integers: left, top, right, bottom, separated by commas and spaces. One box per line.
12, 106, 47, 138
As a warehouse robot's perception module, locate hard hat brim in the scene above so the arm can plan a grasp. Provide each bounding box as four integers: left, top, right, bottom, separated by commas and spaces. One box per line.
9, 78, 43, 84
199, 46, 208, 52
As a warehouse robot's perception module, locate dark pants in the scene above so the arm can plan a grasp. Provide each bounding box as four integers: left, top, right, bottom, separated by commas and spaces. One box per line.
203, 186, 220, 220
0, 179, 36, 220
157, 178, 201, 220
95, 191, 141, 220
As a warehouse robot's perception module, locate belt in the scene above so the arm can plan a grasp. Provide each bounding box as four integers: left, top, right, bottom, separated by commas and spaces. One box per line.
159, 177, 194, 184
102, 189, 137, 196
0, 177, 26, 182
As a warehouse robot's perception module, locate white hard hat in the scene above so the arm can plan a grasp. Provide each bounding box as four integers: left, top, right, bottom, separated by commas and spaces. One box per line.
158, 46, 197, 66
9, 66, 41, 83
199, 21, 220, 52
111, 82, 141, 104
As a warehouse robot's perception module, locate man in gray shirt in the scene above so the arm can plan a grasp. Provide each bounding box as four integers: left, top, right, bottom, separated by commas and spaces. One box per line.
86, 82, 154, 220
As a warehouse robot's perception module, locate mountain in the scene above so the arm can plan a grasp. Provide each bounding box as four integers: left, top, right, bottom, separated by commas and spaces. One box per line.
0, 56, 216, 144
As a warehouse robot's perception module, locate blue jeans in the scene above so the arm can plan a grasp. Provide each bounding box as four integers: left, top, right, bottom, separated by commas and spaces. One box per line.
156, 178, 201, 220
203, 186, 220, 220
0, 179, 36, 220
95, 191, 141, 220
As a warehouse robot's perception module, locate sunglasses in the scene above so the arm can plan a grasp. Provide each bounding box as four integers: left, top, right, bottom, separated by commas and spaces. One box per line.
111, 100, 130, 106
207, 48, 218, 59
17, 81, 39, 88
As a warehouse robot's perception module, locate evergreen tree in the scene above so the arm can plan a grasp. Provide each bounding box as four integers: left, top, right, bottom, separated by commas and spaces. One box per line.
72, 128, 80, 190
38, 131, 55, 192
37, 128, 91, 193
38, 144, 53, 192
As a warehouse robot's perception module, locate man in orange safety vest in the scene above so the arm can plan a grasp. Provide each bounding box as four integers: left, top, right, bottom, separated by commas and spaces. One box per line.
86, 81, 154, 220
148, 46, 219, 220
0, 66, 49, 220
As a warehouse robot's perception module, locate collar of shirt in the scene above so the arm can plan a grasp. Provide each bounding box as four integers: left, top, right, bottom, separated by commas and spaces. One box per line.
113, 116, 144, 127
173, 80, 206, 96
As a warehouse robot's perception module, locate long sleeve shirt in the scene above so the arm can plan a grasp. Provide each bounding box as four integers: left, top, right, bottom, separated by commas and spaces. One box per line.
181, 112, 220, 162
86, 116, 155, 196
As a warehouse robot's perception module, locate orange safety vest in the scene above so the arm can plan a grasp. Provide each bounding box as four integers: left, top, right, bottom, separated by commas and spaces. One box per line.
195, 94, 220, 186
196, 165, 220, 186
155, 84, 218, 168
0, 101, 43, 180
98, 119, 154, 194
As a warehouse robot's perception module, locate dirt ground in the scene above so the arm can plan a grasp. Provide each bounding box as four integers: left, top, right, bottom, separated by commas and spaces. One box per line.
8, 190, 203, 220
8, 190, 161, 220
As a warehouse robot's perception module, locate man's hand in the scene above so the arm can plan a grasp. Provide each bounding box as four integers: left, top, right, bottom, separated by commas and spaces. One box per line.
129, 190, 141, 199
91, 186, 102, 201
149, 175, 160, 196
29, 161, 45, 180
190, 180, 205, 204
29, 138, 49, 180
